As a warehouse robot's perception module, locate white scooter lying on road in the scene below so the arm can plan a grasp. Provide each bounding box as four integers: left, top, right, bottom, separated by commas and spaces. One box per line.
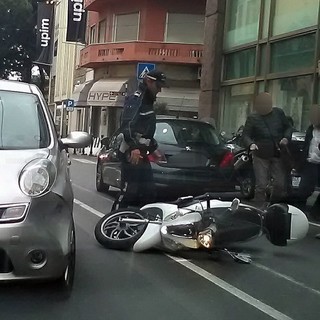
94, 193, 309, 263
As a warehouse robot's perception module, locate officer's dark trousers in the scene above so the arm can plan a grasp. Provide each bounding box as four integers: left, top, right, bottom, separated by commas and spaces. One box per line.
118, 158, 156, 208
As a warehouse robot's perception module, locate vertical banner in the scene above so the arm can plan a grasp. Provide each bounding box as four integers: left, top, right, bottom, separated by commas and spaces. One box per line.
66, 0, 87, 43
36, 3, 54, 65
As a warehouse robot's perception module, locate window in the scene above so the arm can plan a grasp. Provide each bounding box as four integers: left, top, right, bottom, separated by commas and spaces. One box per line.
165, 13, 204, 44
224, 0, 261, 49
270, 34, 316, 73
225, 48, 256, 80
53, 40, 58, 57
154, 121, 220, 146
268, 75, 313, 131
98, 20, 106, 43
221, 83, 254, 135
0, 91, 50, 149
90, 25, 96, 44
113, 13, 139, 42
272, 0, 319, 36
262, 0, 271, 38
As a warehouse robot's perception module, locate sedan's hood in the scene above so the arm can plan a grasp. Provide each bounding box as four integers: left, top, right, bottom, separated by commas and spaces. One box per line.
0, 149, 50, 204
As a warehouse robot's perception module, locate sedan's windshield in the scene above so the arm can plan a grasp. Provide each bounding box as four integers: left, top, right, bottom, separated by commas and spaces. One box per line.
154, 120, 220, 146
0, 91, 50, 149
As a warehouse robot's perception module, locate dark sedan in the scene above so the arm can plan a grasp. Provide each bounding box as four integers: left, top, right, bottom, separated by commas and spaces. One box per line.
96, 117, 239, 199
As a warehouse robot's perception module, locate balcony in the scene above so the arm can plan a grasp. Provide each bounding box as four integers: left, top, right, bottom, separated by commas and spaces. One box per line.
84, 0, 111, 12
80, 42, 203, 68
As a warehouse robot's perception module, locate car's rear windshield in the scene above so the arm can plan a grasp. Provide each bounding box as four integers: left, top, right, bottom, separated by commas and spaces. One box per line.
154, 120, 220, 146
0, 90, 50, 150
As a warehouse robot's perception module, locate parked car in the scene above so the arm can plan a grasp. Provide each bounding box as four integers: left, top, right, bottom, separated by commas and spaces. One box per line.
96, 116, 247, 200
0, 80, 91, 294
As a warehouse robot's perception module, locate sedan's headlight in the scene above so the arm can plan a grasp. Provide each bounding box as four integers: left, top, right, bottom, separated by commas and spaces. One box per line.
19, 159, 57, 197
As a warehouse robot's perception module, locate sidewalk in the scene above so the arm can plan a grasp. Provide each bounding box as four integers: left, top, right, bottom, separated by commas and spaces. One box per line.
70, 153, 97, 162
70, 148, 100, 157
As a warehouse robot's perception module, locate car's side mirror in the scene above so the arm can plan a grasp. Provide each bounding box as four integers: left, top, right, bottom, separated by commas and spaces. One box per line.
60, 131, 92, 149
101, 137, 110, 148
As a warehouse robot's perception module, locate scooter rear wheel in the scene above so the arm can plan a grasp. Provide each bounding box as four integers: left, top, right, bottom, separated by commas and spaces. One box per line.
95, 209, 148, 250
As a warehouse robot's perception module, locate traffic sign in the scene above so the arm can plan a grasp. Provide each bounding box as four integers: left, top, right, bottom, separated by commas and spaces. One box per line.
137, 63, 156, 80
64, 99, 74, 112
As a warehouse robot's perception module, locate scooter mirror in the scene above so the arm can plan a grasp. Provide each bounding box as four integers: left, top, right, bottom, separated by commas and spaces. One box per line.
230, 198, 240, 212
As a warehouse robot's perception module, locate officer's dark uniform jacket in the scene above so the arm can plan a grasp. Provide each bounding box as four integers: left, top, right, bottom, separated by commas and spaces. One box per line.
242, 107, 292, 158
121, 83, 157, 156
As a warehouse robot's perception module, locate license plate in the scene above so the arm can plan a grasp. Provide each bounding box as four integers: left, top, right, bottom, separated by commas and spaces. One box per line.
292, 177, 301, 187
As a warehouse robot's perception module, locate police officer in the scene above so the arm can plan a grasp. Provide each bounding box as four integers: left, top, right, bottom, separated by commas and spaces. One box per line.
115, 70, 168, 209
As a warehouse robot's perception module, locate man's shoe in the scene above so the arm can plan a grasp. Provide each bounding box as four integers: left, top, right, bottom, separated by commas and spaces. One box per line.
315, 233, 320, 239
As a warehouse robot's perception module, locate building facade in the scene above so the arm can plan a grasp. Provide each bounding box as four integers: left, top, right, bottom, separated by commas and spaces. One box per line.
200, 0, 320, 135
48, 0, 90, 137
73, 0, 206, 139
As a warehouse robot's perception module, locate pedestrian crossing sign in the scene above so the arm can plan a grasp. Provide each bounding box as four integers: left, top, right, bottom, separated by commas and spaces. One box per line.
137, 63, 156, 80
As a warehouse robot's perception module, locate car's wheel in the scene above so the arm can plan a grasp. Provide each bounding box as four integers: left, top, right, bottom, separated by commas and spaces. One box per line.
55, 225, 76, 297
95, 209, 148, 250
239, 173, 255, 200
96, 162, 110, 192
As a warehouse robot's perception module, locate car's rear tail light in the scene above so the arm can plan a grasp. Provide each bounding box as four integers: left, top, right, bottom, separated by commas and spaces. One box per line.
220, 152, 234, 168
98, 154, 110, 161
148, 150, 167, 164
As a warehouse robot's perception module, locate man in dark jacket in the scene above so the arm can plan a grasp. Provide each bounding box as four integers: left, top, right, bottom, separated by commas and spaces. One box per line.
295, 105, 320, 231
242, 92, 293, 207
115, 70, 167, 209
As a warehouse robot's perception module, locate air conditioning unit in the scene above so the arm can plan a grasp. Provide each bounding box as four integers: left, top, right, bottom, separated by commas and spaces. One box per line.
197, 67, 202, 80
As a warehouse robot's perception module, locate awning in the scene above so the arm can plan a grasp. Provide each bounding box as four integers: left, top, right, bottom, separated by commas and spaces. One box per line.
72, 81, 94, 107
156, 88, 199, 112
87, 78, 128, 107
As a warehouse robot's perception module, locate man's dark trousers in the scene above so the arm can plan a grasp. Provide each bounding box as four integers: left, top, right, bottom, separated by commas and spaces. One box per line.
252, 154, 287, 206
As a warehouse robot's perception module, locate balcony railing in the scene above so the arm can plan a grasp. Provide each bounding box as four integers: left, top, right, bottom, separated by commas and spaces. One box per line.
80, 41, 203, 68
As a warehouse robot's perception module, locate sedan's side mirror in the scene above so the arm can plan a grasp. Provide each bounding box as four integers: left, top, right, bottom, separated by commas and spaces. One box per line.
60, 131, 92, 149
101, 137, 110, 148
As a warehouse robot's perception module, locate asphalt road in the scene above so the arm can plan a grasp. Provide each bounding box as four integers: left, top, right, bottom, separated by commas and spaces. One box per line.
1, 154, 320, 320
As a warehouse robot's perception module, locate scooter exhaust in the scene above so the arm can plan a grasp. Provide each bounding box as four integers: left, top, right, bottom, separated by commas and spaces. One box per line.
234, 154, 250, 170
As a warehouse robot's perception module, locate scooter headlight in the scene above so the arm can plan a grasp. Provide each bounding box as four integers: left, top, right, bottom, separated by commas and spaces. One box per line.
19, 159, 56, 198
197, 229, 215, 249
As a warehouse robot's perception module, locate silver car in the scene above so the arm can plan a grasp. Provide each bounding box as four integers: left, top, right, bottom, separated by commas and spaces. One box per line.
0, 80, 91, 292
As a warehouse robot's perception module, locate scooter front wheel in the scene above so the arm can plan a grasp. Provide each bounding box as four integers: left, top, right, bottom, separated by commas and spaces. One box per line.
95, 209, 148, 250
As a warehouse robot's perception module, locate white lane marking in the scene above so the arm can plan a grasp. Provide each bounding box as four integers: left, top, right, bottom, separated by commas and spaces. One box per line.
252, 262, 320, 297
72, 158, 96, 164
167, 254, 293, 320
73, 184, 114, 202
74, 199, 104, 218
